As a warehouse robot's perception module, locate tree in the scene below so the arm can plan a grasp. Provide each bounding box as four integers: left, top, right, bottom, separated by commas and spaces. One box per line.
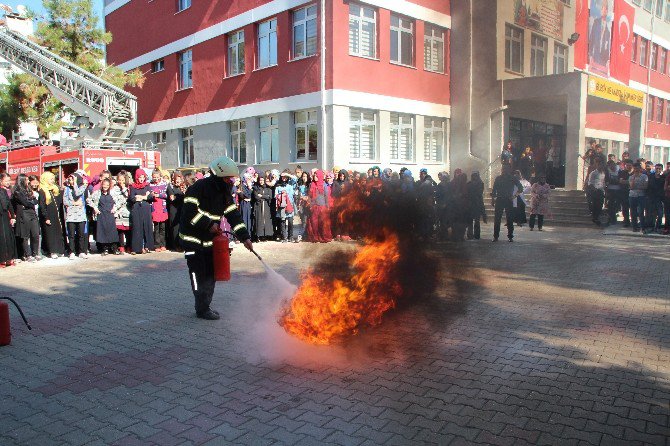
0, 0, 144, 139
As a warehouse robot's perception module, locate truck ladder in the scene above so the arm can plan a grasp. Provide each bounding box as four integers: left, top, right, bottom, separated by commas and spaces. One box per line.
0, 26, 137, 143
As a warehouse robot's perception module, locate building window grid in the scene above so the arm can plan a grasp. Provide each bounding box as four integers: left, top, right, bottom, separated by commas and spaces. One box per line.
227, 30, 245, 76
154, 131, 166, 144
640, 38, 648, 66
656, 0, 665, 17
177, 0, 191, 13
553, 43, 567, 74
657, 98, 664, 123
666, 99, 670, 124
151, 59, 165, 73
230, 120, 247, 164
651, 44, 658, 70
294, 110, 318, 161
424, 24, 445, 73
349, 109, 377, 161
293, 5, 318, 59
390, 113, 414, 162
349, 3, 377, 58
648, 96, 654, 121
505, 24, 524, 73
390, 15, 414, 66
180, 128, 195, 167
661, 48, 667, 74
424, 117, 445, 163
530, 34, 548, 76
178, 50, 192, 90
666, 0, 670, 22
644, 0, 653, 12
258, 18, 278, 68
631, 35, 638, 63
259, 115, 279, 163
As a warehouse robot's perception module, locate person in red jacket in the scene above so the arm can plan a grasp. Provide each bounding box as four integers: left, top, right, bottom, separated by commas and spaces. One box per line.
306, 170, 333, 243
150, 169, 169, 252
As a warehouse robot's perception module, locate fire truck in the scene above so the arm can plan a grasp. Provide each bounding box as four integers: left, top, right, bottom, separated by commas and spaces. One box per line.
0, 23, 159, 182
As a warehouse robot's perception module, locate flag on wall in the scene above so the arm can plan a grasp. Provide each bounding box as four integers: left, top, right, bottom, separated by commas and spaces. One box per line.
574, 0, 589, 69
610, 0, 635, 83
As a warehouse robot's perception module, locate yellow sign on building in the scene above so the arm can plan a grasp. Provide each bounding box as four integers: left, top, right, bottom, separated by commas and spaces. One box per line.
587, 76, 645, 109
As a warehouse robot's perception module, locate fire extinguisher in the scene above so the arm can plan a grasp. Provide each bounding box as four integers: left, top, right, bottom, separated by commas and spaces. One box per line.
213, 232, 231, 282
0, 297, 32, 346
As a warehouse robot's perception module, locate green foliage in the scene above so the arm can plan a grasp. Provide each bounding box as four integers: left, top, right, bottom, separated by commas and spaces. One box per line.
0, 0, 144, 139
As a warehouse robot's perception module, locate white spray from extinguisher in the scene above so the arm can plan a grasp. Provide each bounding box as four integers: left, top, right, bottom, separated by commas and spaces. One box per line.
249, 248, 295, 294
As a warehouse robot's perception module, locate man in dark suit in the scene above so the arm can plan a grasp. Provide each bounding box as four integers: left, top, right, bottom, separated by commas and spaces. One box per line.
588, 0, 611, 68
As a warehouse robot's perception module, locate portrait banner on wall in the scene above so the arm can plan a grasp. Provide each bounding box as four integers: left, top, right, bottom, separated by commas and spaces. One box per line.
588, 0, 614, 76
514, 0, 565, 41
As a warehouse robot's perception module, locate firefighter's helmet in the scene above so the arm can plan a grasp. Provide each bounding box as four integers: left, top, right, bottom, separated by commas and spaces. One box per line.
209, 156, 239, 178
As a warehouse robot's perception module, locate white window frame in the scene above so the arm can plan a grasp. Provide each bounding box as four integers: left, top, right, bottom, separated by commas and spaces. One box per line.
177, 0, 191, 13
390, 14, 414, 67
390, 113, 414, 162
349, 3, 377, 59
505, 24, 524, 73
179, 128, 194, 167
349, 109, 377, 161
227, 30, 245, 77
553, 42, 567, 74
178, 50, 192, 90
259, 115, 279, 163
229, 120, 247, 164
151, 59, 165, 73
530, 34, 548, 76
640, 38, 649, 66
644, 0, 653, 12
294, 110, 318, 162
666, 0, 670, 23
656, 0, 664, 17
154, 131, 167, 144
424, 117, 445, 163
293, 4, 318, 59
424, 24, 445, 73
258, 18, 278, 69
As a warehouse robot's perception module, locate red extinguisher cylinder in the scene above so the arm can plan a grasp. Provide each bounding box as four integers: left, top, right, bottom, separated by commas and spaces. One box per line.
0, 301, 10, 346
213, 233, 231, 282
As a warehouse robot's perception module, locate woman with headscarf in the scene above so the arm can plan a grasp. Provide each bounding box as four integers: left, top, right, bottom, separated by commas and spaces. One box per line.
38, 171, 65, 258
129, 169, 155, 254
166, 171, 186, 251
111, 170, 132, 253
87, 178, 119, 255
12, 174, 41, 261
331, 170, 351, 241
529, 174, 551, 231
466, 171, 487, 240
63, 172, 89, 259
252, 175, 274, 241
513, 170, 530, 226
296, 171, 311, 242
0, 173, 16, 267
237, 172, 254, 238
306, 170, 332, 243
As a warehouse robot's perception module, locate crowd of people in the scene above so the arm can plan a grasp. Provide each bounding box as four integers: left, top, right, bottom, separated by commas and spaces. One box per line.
583, 139, 670, 234
0, 158, 559, 269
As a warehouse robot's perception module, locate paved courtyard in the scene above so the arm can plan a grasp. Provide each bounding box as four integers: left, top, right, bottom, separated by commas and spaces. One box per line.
1, 227, 669, 445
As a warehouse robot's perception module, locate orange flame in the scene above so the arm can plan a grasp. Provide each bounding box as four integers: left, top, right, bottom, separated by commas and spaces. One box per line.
279, 231, 402, 345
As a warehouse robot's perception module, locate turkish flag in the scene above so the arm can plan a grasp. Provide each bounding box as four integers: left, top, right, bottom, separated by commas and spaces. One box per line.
610, 0, 635, 83
574, 0, 589, 69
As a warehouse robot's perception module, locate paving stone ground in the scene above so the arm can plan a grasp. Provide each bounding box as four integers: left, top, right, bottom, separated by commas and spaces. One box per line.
0, 227, 669, 445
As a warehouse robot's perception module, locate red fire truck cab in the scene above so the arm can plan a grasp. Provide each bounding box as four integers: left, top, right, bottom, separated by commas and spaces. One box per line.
0, 144, 161, 185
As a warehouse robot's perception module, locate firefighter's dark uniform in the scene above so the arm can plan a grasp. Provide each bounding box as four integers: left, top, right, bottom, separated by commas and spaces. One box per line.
179, 176, 250, 316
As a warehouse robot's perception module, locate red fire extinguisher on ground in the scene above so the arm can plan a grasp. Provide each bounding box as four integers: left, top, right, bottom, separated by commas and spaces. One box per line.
0, 297, 32, 346
213, 232, 232, 282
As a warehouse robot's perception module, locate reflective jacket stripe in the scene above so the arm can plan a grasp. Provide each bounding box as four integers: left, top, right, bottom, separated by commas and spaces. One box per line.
190, 213, 203, 225
179, 233, 213, 247
232, 223, 246, 232
223, 204, 237, 215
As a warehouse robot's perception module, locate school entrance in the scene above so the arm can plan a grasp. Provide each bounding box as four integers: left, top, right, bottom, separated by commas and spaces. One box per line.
508, 118, 566, 187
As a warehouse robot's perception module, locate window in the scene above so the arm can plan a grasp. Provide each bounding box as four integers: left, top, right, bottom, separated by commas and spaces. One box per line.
178, 50, 192, 89
424, 24, 445, 73
151, 59, 164, 73
229, 121, 247, 164
531, 34, 548, 76
424, 117, 445, 162
258, 19, 278, 68
227, 30, 245, 76
644, 0, 653, 12
666, 99, 670, 124
293, 5, 317, 58
553, 43, 567, 74
651, 44, 658, 70
349, 109, 376, 160
154, 131, 166, 144
349, 3, 376, 58
177, 0, 191, 13
640, 38, 648, 66
657, 98, 664, 123
632, 0, 640, 5
259, 116, 279, 163
180, 128, 194, 167
648, 96, 654, 121
390, 113, 414, 162
505, 24, 524, 73
656, 0, 664, 17
631, 35, 638, 62
661, 48, 667, 74
294, 110, 318, 161
666, 0, 670, 22
390, 15, 414, 66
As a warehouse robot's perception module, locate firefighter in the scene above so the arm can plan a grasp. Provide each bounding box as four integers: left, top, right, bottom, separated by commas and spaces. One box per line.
179, 156, 253, 320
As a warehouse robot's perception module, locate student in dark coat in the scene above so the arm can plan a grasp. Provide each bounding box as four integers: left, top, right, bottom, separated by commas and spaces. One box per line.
38, 171, 65, 258
0, 173, 17, 266
129, 170, 155, 254
167, 172, 186, 251
238, 173, 254, 237
12, 174, 41, 261
252, 176, 274, 241
87, 178, 119, 255
466, 171, 487, 240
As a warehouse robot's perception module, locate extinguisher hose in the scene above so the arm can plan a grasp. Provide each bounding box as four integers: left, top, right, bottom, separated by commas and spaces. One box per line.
221, 230, 263, 261
0, 297, 32, 330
